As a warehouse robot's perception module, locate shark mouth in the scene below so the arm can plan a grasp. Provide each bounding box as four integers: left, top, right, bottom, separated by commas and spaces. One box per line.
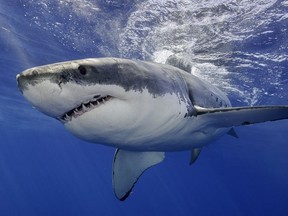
59, 95, 113, 123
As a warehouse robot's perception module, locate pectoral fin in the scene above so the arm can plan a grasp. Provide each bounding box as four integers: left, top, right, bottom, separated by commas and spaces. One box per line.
195, 105, 288, 127
112, 149, 165, 201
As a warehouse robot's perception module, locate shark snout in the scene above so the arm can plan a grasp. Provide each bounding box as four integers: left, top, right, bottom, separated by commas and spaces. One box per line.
16, 67, 48, 93
16, 73, 26, 93
16, 70, 36, 93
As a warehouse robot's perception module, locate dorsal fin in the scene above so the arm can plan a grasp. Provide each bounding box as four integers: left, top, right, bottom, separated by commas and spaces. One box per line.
165, 55, 192, 73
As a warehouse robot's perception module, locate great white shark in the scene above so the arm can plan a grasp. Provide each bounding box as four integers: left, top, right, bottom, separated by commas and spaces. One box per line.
16, 57, 288, 201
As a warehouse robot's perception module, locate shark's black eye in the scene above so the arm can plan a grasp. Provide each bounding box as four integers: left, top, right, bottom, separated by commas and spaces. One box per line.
78, 65, 87, 75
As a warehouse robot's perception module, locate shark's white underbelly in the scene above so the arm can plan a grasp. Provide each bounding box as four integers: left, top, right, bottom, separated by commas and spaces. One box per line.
66, 109, 230, 151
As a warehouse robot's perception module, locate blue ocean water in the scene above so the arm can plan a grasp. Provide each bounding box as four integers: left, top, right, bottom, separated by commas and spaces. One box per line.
1, 0, 288, 215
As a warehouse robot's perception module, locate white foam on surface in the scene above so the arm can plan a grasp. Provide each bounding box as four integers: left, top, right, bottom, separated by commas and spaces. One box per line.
21, 0, 288, 105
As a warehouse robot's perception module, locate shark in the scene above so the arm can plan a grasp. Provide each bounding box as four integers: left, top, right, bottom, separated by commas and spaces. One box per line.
16, 57, 288, 201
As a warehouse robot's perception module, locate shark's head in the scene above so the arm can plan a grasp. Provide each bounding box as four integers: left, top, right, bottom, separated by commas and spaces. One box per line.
17, 58, 191, 147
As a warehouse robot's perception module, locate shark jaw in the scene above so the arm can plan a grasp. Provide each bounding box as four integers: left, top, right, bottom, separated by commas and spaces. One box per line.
58, 95, 113, 123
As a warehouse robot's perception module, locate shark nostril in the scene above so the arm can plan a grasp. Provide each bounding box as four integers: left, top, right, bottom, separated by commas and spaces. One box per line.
32, 70, 38, 76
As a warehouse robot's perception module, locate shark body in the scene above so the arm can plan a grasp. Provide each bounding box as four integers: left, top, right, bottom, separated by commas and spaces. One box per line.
16, 58, 288, 200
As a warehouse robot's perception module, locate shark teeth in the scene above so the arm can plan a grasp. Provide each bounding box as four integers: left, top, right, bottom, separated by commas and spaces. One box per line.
59, 95, 112, 122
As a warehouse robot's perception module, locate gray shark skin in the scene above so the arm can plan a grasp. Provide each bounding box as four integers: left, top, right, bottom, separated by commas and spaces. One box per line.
16, 57, 288, 201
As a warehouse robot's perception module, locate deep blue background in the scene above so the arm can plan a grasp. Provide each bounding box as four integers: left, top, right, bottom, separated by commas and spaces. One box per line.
1, 1, 288, 216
